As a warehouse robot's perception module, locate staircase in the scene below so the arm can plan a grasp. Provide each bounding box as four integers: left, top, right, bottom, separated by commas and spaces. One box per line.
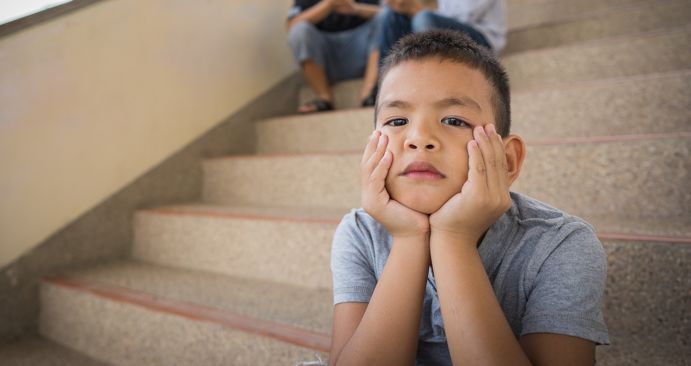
2, 0, 689, 364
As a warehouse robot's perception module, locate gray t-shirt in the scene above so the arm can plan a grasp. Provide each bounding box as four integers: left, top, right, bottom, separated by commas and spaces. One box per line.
331, 192, 609, 365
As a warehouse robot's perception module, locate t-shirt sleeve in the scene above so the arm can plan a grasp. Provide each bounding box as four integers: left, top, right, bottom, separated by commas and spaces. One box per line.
287, 0, 304, 21
521, 223, 610, 345
287, 7, 301, 21
331, 210, 377, 304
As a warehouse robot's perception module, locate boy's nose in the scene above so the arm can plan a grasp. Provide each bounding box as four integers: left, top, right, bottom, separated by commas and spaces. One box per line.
404, 120, 440, 151
407, 141, 436, 150
405, 130, 439, 151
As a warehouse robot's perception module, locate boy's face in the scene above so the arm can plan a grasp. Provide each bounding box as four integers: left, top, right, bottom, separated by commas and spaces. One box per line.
376, 58, 498, 214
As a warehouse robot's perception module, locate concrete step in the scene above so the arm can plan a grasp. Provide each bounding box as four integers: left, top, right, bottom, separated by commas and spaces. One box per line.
597, 240, 691, 366
35, 245, 691, 366
0, 336, 110, 366
33, 241, 691, 365
512, 135, 691, 220
133, 205, 346, 289
506, 0, 687, 30
505, 0, 691, 54
299, 79, 363, 112
300, 26, 691, 109
116, 215, 690, 364
39, 261, 330, 366
503, 25, 691, 90
130, 202, 690, 292
204, 135, 691, 220
263, 71, 691, 154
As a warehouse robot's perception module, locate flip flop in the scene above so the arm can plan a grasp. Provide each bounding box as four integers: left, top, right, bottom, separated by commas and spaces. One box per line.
299, 99, 334, 113
361, 85, 378, 108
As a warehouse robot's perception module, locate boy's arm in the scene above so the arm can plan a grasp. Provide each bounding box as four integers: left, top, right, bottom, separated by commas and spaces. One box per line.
329, 131, 430, 366
429, 124, 596, 365
331, 235, 430, 365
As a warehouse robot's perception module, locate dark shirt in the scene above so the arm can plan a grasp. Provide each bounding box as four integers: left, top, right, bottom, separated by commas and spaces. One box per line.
288, 0, 379, 32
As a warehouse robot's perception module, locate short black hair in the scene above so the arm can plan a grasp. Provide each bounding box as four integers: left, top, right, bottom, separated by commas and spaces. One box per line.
377, 29, 511, 137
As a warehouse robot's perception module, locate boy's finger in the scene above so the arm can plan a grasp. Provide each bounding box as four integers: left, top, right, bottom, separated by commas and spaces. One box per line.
361, 130, 380, 165
487, 124, 509, 190
473, 126, 496, 191
368, 150, 392, 192
364, 133, 387, 172
466, 140, 487, 194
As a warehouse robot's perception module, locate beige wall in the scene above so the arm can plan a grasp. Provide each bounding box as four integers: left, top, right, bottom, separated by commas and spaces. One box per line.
0, 0, 295, 268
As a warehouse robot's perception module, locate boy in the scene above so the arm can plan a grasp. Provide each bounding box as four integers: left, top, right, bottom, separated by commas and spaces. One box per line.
329, 30, 609, 365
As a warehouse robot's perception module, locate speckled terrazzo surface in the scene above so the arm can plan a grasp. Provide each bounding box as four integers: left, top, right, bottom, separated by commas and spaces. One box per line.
598, 240, 690, 365
0, 336, 111, 366
505, 0, 691, 54
62, 261, 333, 334
133, 208, 336, 289
202, 137, 691, 220
277, 71, 691, 154
40, 284, 328, 366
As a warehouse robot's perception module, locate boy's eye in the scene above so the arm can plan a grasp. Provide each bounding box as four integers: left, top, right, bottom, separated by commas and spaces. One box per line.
441, 117, 470, 127
383, 118, 408, 127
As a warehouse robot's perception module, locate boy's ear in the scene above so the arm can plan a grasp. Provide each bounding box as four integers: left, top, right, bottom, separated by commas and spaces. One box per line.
503, 135, 526, 186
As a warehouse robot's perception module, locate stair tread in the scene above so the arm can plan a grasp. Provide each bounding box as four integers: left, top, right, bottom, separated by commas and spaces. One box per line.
506, 0, 688, 31
143, 202, 691, 240
143, 203, 347, 223
504, 0, 691, 53
53, 260, 333, 335
266, 70, 691, 154
204, 135, 691, 220
0, 336, 110, 366
502, 25, 691, 90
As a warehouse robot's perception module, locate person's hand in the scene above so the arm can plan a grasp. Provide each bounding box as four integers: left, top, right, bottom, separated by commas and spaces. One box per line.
361, 130, 430, 238
385, 0, 424, 15
331, 0, 357, 15
429, 124, 512, 244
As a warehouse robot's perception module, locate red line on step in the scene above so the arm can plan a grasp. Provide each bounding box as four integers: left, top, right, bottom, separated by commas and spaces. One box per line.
512, 69, 691, 95
208, 132, 690, 160
504, 24, 691, 58
205, 150, 359, 161
597, 232, 691, 244
45, 276, 332, 353
143, 208, 342, 225
141, 208, 691, 245
527, 132, 691, 146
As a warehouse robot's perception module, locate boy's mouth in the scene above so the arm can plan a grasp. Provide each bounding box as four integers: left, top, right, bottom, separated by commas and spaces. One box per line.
400, 161, 445, 180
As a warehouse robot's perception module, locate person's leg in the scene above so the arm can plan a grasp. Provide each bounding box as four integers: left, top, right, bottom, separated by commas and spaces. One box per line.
377, 7, 413, 66
299, 61, 334, 112
360, 49, 379, 103
355, 7, 412, 106
411, 10, 492, 50
287, 21, 334, 112
324, 19, 381, 107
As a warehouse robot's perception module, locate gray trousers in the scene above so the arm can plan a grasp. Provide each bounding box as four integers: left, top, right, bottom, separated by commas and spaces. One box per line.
288, 20, 378, 84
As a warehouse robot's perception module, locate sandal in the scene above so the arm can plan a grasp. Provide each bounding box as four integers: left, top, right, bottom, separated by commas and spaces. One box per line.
298, 99, 334, 114
360, 85, 378, 108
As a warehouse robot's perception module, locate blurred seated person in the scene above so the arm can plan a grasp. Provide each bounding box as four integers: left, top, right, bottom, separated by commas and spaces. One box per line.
287, 0, 382, 113
359, 0, 506, 106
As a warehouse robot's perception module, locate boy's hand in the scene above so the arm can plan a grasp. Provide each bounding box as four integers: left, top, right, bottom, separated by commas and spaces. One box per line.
361, 131, 430, 238
429, 124, 512, 244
